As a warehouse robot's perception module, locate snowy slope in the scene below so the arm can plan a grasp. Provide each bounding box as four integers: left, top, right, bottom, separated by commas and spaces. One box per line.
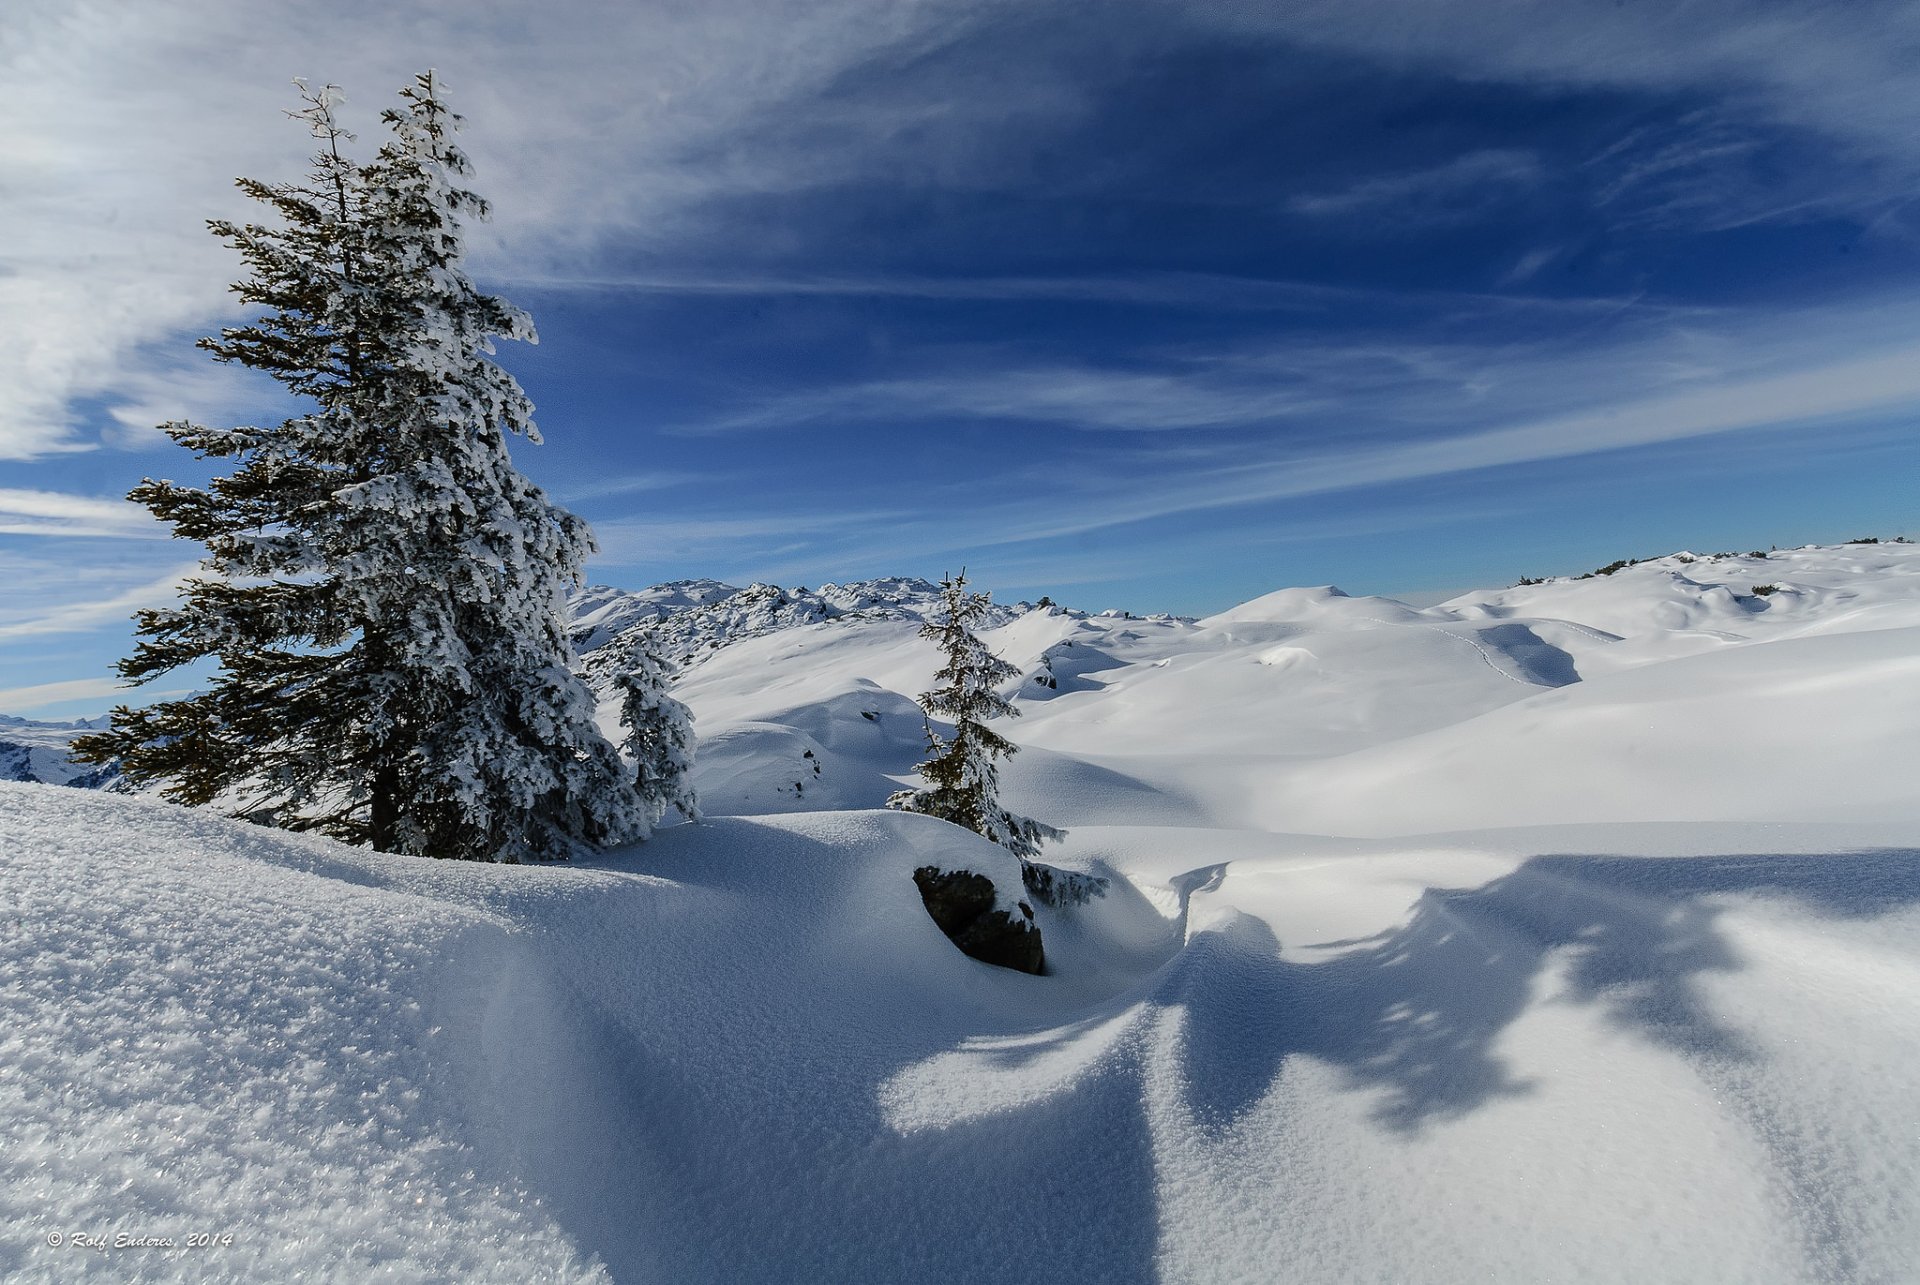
10, 541, 1920, 1281
561, 541, 1920, 839
7, 792, 1918, 1282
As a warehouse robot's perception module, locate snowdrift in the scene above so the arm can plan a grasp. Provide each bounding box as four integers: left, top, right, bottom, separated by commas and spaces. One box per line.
9, 542, 1920, 1281
8, 787, 1919, 1282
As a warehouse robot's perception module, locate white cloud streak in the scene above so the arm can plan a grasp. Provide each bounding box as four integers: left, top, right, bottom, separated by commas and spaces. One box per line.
587, 507, 919, 567
687, 290, 1920, 443
0, 0, 1029, 459
1202, 0, 1920, 176
0, 676, 136, 714
0, 489, 164, 538
653, 293, 1920, 560
1286, 149, 1543, 222
506, 269, 1346, 310
8, 0, 1919, 464
0, 564, 195, 640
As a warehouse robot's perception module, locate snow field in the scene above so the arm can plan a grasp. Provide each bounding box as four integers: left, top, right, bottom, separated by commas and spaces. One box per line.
8, 541, 1920, 1280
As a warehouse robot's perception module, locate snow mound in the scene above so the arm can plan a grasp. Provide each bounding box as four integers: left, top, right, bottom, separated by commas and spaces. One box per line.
0, 784, 602, 1283
9, 783, 1920, 1282
1258, 625, 1920, 836
1200, 584, 1425, 628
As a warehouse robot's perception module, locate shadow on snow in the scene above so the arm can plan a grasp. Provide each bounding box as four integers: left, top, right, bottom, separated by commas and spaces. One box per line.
484, 839, 1919, 1283
1165, 849, 1920, 1134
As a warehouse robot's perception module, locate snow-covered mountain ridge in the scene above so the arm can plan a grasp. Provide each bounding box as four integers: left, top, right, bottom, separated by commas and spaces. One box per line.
574, 574, 1092, 683
0, 714, 117, 788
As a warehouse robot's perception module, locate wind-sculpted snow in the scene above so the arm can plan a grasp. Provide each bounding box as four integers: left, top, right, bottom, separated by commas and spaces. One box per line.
7, 786, 1919, 1282
0, 785, 605, 1283
11, 542, 1920, 1278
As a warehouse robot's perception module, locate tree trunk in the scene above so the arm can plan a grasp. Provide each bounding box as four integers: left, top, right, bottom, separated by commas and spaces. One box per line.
369, 762, 401, 853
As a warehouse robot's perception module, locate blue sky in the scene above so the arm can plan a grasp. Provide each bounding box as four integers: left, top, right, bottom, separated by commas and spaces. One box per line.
4, 0, 1920, 717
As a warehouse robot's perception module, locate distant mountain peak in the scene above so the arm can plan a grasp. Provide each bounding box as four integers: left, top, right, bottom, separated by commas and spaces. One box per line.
571, 576, 1044, 686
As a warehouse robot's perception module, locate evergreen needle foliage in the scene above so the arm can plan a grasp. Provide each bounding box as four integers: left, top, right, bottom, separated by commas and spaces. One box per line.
615, 649, 700, 828
887, 571, 1062, 860
74, 73, 693, 861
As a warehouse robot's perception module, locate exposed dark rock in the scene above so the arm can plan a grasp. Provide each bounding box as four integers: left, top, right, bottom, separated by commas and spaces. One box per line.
912, 866, 1044, 975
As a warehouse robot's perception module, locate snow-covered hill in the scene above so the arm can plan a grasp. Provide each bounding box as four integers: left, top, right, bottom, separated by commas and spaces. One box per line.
649, 542, 1920, 836
8, 540, 1920, 1281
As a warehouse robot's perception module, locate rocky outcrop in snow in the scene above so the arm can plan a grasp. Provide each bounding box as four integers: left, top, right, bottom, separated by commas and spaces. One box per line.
911, 865, 1045, 974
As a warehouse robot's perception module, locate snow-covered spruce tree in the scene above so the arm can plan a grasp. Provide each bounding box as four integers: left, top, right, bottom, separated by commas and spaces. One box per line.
888, 571, 1062, 861
74, 74, 661, 862
614, 648, 699, 826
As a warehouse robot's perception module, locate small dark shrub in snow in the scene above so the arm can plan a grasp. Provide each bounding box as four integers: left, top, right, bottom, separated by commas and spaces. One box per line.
1752, 584, 1781, 596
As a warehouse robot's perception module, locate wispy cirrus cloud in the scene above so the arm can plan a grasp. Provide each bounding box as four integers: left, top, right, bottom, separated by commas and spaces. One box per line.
1204, 0, 1920, 184
1285, 149, 1544, 224
0, 676, 148, 714
12, 0, 1920, 464
0, 489, 164, 539
694, 366, 1328, 435
555, 471, 714, 505
508, 268, 1344, 311
0, 564, 195, 640
586, 506, 920, 568
656, 291, 1920, 558
0, 0, 1034, 458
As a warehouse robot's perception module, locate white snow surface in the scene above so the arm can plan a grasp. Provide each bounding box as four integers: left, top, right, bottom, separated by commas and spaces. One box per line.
8, 541, 1920, 1281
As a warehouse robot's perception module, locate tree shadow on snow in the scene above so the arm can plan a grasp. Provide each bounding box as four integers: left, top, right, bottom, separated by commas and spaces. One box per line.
1166, 849, 1920, 1135
486, 837, 1920, 1284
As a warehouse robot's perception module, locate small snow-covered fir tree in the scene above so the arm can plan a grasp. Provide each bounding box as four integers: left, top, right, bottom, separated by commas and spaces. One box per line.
74, 73, 659, 861
888, 571, 1062, 860
615, 649, 699, 826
